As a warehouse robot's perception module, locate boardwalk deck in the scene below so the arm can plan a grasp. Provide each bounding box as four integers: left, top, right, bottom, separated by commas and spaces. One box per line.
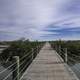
21, 43, 79, 80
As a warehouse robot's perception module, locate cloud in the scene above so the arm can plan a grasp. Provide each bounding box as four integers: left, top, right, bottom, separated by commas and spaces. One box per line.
60, 0, 80, 15
0, 0, 80, 41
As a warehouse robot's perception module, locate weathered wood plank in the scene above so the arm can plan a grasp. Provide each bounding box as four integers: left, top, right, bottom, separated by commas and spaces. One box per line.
21, 43, 79, 80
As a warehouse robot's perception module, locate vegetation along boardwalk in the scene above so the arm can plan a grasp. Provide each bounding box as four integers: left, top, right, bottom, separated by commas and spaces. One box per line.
21, 43, 79, 80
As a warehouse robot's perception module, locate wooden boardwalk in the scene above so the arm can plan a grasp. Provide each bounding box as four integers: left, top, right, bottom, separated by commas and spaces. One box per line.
21, 43, 79, 80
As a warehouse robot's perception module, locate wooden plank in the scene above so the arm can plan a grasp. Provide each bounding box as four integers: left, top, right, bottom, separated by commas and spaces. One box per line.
21, 43, 79, 80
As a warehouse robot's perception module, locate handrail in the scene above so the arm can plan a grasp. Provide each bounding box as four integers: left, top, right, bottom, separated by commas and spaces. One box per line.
55, 46, 80, 63
0, 44, 43, 80
2, 54, 33, 80
68, 53, 80, 59
0, 51, 31, 74
0, 47, 37, 74
14, 59, 32, 80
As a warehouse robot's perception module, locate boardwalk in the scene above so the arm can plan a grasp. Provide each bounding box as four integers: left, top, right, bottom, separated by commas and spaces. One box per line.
21, 43, 79, 80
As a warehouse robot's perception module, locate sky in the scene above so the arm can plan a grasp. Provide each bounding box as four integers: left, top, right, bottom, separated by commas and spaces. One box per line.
0, 0, 80, 41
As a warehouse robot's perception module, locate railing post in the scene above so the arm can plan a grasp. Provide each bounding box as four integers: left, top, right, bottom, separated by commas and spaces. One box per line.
37, 46, 39, 54
12, 56, 19, 80
59, 45, 61, 55
65, 48, 68, 63
31, 48, 34, 61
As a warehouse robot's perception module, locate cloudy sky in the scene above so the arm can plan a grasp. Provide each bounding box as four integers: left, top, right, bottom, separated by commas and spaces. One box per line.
0, 0, 80, 41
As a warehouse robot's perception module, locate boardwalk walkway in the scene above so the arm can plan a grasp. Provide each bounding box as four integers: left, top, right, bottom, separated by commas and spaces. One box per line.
21, 43, 79, 80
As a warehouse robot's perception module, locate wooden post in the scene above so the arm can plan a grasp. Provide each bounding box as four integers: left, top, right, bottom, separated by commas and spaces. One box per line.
55, 45, 57, 51
59, 45, 61, 55
12, 56, 19, 80
32, 48, 34, 61
37, 46, 39, 54
65, 48, 68, 63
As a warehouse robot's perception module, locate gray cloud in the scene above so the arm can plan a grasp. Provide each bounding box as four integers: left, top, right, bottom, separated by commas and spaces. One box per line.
0, 0, 80, 41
